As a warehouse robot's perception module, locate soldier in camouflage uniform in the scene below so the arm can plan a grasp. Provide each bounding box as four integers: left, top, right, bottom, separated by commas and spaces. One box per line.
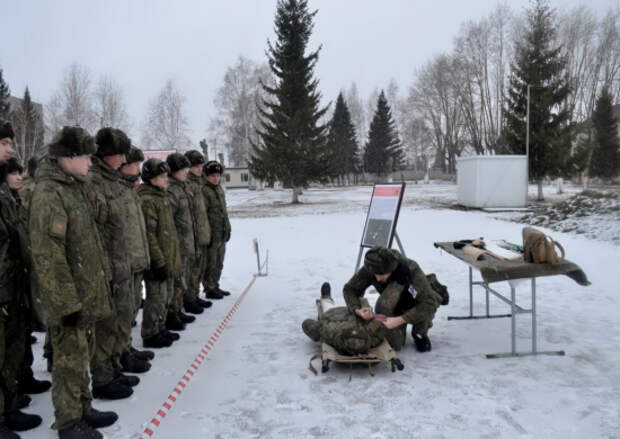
202, 161, 231, 300
17, 157, 37, 211
119, 147, 155, 365
183, 150, 212, 314
29, 126, 118, 438
138, 159, 182, 349
0, 124, 43, 438
343, 247, 442, 352
164, 153, 199, 330
87, 128, 138, 402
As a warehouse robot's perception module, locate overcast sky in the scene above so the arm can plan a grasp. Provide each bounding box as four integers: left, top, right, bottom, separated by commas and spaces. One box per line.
2, 0, 619, 146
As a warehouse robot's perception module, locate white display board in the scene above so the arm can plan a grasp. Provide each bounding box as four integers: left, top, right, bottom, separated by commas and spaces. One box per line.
360, 183, 405, 248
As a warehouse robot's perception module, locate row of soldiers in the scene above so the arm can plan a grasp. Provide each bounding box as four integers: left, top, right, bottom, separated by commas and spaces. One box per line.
0, 121, 232, 439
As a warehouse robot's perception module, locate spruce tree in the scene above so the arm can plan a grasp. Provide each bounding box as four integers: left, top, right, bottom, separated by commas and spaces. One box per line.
250, 0, 329, 203
326, 92, 358, 183
591, 87, 620, 181
503, 0, 570, 200
0, 69, 10, 120
363, 90, 402, 176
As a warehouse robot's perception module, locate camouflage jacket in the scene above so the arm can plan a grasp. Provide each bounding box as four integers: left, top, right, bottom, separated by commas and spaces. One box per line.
28, 159, 112, 326
167, 178, 196, 261
343, 249, 440, 326
137, 183, 181, 276
202, 180, 231, 236
0, 182, 29, 304
186, 173, 211, 247
87, 156, 134, 282
120, 174, 150, 273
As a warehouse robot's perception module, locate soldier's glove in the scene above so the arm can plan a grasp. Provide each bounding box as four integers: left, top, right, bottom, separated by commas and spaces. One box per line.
61, 311, 81, 327
226, 230, 231, 242
153, 265, 169, 281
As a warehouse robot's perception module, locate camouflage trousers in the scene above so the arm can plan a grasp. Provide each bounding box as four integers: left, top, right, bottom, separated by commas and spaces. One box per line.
172, 256, 194, 313
375, 283, 434, 351
186, 249, 205, 304
142, 277, 174, 339
203, 236, 226, 292
50, 323, 94, 430
91, 278, 133, 387
0, 300, 28, 421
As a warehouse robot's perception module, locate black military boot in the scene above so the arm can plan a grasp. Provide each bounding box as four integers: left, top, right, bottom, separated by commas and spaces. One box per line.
184, 300, 204, 314
16, 395, 31, 409
320, 282, 331, 298
120, 352, 151, 373
130, 346, 155, 361
161, 329, 180, 341
5, 409, 42, 431
114, 373, 139, 387
177, 311, 196, 324
195, 297, 213, 308
92, 381, 133, 400
412, 332, 432, 352
59, 420, 102, 439
18, 377, 51, 395
143, 333, 172, 348
83, 408, 118, 428
216, 287, 230, 297
206, 289, 224, 300
165, 313, 186, 331
0, 423, 19, 439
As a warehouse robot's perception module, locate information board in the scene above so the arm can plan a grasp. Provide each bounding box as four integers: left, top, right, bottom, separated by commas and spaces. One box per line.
360, 183, 405, 248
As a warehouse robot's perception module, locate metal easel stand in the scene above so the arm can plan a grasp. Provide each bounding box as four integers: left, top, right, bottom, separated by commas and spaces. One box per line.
354, 232, 406, 274
253, 238, 268, 277
448, 267, 565, 359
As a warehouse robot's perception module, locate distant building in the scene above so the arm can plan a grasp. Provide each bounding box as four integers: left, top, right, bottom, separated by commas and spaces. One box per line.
7, 95, 47, 158
223, 167, 250, 189
142, 149, 176, 160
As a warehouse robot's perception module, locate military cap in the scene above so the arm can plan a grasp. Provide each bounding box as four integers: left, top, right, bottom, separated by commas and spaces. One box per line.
49, 126, 96, 157
141, 158, 170, 183
124, 146, 145, 165
184, 150, 205, 166
95, 127, 131, 157
0, 119, 15, 140
166, 152, 190, 173
203, 160, 223, 176
364, 247, 399, 275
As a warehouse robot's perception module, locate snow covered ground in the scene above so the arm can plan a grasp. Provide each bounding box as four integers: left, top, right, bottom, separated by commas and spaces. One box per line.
22, 182, 620, 439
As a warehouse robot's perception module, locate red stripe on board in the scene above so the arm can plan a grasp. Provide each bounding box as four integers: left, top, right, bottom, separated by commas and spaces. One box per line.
163, 402, 171, 410
173, 388, 181, 395
168, 395, 176, 403
187, 369, 194, 376
182, 375, 190, 382
151, 418, 160, 427
144, 427, 154, 436
157, 410, 166, 418
373, 186, 402, 197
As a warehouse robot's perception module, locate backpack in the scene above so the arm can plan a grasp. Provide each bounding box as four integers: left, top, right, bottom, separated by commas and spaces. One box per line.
522, 227, 565, 264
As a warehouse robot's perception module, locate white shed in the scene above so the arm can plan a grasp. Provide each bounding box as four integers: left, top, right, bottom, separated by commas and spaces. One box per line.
457, 155, 527, 208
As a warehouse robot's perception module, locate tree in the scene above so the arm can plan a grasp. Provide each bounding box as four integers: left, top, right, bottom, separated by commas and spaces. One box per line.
363, 91, 402, 175
250, 0, 329, 203
210, 56, 272, 167
0, 69, 10, 120
142, 79, 191, 150
46, 63, 97, 135
10, 87, 44, 165
94, 76, 131, 132
326, 92, 358, 183
503, 0, 571, 200
591, 87, 620, 180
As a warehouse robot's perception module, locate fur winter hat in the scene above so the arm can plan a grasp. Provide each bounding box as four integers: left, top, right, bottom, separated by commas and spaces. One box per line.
203, 160, 223, 176
0, 157, 23, 182
184, 150, 205, 166
141, 158, 170, 183
0, 120, 14, 140
166, 153, 190, 173
95, 128, 131, 157
49, 126, 96, 158
123, 146, 145, 165
364, 247, 399, 275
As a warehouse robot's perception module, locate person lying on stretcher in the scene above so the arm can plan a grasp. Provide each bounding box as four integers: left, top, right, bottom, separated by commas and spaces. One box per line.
302, 246, 449, 354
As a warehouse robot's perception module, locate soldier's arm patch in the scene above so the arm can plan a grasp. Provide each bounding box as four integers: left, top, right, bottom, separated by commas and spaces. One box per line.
49, 214, 68, 239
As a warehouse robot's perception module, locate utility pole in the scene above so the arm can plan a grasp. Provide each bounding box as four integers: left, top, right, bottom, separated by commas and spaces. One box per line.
525, 84, 531, 205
